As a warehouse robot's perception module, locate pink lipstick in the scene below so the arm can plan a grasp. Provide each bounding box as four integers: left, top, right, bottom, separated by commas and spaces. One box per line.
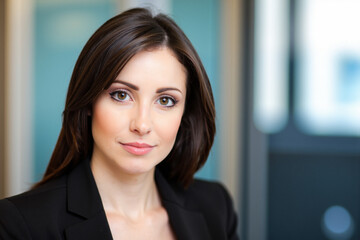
121, 142, 154, 156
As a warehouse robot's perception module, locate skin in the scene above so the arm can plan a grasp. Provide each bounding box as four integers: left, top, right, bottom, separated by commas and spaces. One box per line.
90, 47, 187, 240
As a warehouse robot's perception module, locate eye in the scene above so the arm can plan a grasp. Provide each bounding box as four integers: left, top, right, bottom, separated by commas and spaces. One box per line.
157, 96, 176, 107
109, 90, 131, 102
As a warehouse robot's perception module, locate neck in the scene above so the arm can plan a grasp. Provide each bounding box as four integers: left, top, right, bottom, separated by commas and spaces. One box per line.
90, 158, 161, 220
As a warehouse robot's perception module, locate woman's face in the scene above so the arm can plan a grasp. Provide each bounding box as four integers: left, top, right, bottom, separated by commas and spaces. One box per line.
91, 48, 186, 176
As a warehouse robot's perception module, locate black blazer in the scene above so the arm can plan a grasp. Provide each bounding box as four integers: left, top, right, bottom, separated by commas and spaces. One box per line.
0, 159, 239, 240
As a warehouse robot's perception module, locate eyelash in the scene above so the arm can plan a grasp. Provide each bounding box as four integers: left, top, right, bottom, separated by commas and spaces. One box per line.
157, 96, 178, 108
109, 90, 178, 108
109, 89, 132, 102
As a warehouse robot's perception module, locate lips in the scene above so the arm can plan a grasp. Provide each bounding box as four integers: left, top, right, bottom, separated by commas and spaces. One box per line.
120, 142, 154, 156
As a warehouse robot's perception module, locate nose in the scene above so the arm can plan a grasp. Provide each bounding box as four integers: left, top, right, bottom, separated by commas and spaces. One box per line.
130, 104, 152, 136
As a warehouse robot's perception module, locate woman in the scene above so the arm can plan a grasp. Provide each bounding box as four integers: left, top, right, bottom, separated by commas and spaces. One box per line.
0, 8, 238, 240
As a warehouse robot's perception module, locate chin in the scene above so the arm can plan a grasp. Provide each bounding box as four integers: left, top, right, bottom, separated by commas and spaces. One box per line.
117, 162, 157, 176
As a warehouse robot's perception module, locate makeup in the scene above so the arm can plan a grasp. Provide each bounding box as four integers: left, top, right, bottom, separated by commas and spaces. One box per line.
121, 142, 154, 156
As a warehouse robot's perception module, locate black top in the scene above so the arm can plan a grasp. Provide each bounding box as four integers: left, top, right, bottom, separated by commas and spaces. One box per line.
0, 159, 239, 240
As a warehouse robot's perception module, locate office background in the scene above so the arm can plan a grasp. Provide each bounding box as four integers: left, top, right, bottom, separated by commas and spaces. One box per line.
1, 0, 359, 239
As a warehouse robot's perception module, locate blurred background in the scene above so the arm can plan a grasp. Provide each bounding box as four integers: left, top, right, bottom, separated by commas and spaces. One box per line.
0, 0, 359, 239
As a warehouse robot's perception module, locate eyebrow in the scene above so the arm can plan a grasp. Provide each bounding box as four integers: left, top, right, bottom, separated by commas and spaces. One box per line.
113, 80, 139, 90
156, 88, 182, 94
114, 80, 182, 94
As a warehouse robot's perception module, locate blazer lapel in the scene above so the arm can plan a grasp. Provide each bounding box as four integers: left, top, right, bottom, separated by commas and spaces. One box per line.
65, 159, 113, 240
64, 212, 112, 240
155, 170, 212, 240
63, 161, 211, 240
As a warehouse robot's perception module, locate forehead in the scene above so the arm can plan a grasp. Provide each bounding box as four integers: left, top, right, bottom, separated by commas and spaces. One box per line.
115, 48, 187, 89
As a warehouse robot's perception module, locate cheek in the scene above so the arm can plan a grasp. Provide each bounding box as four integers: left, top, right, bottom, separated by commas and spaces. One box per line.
92, 100, 123, 140
155, 112, 183, 144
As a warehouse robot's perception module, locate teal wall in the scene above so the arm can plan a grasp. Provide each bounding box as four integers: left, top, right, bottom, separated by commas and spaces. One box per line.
34, 1, 116, 180
33, 0, 220, 181
172, 0, 220, 180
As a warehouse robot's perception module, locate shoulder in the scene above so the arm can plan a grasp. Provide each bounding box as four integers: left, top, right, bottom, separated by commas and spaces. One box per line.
3, 175, 67, 212
0, 198, 32, 239
0, 176, 67, 239
183, 179, 239, 239
156, 170, 237, 219
189, 178, 230, 197
185, 179, 232, 205
183, 179, 235, 214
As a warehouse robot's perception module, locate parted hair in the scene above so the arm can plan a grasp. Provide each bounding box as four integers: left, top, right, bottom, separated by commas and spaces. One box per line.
35, 7, 215, 188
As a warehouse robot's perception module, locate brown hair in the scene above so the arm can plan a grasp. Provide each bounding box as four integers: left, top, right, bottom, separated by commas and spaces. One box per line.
35, 8, 215, 188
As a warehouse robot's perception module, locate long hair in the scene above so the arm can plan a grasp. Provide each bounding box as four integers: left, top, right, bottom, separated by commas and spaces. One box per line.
35, 8, 215, 188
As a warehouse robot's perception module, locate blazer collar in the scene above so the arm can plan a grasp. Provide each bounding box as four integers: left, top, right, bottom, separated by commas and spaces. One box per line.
65, 159, 211, 240
65, 159, 113, 240
155, 170, 212, 240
